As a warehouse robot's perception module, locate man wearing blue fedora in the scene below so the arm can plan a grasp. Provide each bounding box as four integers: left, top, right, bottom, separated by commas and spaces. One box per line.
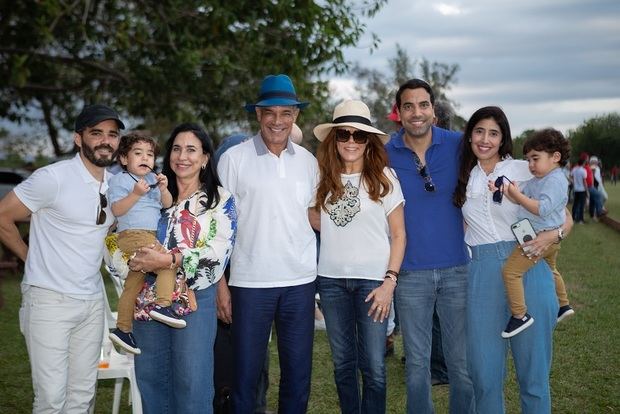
217, 74, 318, 413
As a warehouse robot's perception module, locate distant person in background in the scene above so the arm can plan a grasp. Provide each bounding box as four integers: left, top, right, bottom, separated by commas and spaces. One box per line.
581, 152, 594, 187
580, 153, 595, 219
570, 159, 588, 224
611, 165, 618, 185
433, 99, 455, 130
588, 155, 604, 220
562, 161, 572, 202
0, 104, 123, 412
214, 134, 248, 166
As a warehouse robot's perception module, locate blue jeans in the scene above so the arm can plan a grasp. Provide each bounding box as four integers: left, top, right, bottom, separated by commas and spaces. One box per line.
572, 191, 587, 222
231, 282, 315, 414
589, 186, 603, 217
317, 276, 388, 414
430, 308, 449, 384
395, 265, 475, 414
467, 241, 557, 414
133, 284, 217, 414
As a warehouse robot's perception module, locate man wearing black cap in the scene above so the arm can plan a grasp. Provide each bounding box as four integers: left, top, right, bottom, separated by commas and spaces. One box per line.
0, 104, 124, 412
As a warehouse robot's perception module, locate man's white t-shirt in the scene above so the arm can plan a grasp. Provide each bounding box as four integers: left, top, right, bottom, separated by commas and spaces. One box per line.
14, 154, 115, 298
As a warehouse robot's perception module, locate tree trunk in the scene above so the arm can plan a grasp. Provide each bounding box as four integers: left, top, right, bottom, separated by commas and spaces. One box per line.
39, 97, 63, 156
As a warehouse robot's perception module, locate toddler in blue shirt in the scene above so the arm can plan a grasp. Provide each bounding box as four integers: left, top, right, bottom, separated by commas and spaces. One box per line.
107, 133, 183, 355
494, 128, 574, 338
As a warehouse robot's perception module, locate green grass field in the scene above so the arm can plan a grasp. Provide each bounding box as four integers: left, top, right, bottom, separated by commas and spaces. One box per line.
1, 195, 619, 413
602, 182, 620, 221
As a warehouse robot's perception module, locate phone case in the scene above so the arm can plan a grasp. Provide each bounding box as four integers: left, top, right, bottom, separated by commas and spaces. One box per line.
511, 218, 537, 245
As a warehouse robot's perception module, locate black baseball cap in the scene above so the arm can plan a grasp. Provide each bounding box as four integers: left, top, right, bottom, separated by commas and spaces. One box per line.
74, 104, 125, 132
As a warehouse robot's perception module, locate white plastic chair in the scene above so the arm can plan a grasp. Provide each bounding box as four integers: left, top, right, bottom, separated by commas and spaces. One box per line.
90, 268, 143, 414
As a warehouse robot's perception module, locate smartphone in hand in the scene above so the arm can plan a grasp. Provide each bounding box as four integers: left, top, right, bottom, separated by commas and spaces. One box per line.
511, 218, 537, 245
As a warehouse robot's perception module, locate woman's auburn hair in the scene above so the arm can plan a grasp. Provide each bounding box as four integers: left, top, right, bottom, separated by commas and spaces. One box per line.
315, 128, 392, 211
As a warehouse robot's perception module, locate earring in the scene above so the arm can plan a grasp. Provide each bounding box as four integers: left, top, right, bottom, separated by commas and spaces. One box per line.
201, 164, 206, 170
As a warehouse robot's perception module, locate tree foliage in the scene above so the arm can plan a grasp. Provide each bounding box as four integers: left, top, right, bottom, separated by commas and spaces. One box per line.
512, 129, 536, 160
568, 112, 620, 170
513, 115, 620, 171
352, 44, 462, 133
0, 0, 387, 154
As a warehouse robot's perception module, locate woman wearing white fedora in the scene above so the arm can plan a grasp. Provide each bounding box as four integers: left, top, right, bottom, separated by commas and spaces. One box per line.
311, 100, 406, 413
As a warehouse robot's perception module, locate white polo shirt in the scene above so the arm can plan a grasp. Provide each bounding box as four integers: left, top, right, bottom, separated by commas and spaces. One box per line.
217, 134, 318, 288
14, 154, 115, 298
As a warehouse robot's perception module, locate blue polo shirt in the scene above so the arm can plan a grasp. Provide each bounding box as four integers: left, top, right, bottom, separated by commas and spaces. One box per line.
386, 126, 469, 271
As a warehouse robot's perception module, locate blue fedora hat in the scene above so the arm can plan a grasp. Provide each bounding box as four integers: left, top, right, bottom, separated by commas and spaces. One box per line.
244, 74, 309, 112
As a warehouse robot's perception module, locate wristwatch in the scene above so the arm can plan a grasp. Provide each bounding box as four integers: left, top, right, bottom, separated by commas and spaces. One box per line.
556, 228, 564, 243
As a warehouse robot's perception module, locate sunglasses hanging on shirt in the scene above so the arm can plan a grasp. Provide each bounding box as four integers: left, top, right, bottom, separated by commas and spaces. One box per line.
96, 192, 107, 225
411, 152, 435, 192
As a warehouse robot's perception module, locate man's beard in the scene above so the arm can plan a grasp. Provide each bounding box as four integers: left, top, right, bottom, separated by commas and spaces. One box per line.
81, 141, 117, 167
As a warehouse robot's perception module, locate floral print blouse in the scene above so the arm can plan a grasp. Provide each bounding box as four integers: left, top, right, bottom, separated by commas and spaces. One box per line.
105, 186, 236, 320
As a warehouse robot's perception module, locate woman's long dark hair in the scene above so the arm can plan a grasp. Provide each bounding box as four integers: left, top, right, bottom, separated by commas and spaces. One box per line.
453, 106, 513, 207
162, 123, 221, 209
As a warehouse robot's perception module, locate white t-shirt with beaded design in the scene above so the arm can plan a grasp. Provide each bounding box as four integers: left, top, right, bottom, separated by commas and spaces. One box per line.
318, 167, 404, 280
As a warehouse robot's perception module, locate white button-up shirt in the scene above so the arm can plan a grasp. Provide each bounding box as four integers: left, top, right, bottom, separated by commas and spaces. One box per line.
462, 158, 532, 246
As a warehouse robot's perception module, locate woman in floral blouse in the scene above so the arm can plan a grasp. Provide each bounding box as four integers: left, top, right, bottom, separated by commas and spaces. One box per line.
127, 123, 236, 413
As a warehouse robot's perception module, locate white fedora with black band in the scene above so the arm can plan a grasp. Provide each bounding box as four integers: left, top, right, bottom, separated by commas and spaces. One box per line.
313, 100, 389, 144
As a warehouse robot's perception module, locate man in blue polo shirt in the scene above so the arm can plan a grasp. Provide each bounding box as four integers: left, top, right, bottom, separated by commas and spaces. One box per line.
385, 79, 474, 413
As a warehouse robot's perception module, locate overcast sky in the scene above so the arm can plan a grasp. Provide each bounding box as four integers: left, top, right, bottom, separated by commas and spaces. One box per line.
332, 0, 620, 135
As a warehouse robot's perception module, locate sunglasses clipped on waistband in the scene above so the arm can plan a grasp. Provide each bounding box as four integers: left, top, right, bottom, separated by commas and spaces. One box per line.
492, 175, 513, 203
335, 129, 370, 144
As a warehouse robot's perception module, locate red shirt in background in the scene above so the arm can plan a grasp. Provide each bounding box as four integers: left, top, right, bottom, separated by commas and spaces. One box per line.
584, 163, 594, 187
